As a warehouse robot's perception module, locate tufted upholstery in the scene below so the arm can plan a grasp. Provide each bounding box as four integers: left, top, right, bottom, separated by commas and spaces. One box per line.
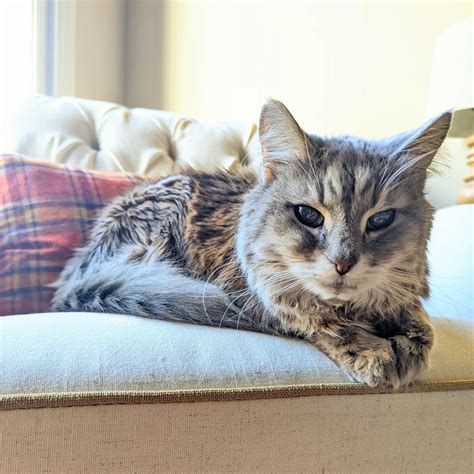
13, 95, 263, 176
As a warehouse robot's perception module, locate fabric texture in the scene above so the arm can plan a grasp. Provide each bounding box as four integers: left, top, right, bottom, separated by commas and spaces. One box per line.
1, 392, 472, 473
1, 311, 472, 398
0, 154, 143, 316
13, 95, 262, 175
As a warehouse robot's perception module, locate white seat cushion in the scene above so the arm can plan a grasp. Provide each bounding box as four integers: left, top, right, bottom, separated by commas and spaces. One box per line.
1, 310, 472, 396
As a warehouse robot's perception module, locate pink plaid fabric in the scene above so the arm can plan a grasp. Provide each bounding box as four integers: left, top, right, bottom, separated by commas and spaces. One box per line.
0, 155, 144, 316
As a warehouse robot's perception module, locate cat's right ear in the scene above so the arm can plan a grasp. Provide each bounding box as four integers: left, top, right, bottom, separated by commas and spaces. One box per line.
259, 99, 308, 182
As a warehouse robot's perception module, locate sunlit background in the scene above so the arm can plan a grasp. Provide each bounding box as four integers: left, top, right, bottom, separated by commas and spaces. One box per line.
1, 0, 472, 198
0, 0, 35, 150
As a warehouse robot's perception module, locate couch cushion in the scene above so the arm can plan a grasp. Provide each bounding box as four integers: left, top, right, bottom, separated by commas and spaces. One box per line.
0, 311, 472, 402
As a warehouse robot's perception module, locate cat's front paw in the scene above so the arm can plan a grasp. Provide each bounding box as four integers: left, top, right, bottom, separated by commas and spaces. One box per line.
388, 333, 431, 387
346, 344, 401, 389
347, 333, 431, 389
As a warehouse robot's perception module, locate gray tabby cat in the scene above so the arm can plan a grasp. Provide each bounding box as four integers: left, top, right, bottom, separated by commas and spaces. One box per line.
51, 99, 452, 389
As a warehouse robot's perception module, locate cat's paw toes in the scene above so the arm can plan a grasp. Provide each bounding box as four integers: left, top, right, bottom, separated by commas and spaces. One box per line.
348, 334, 431, 389
348, 347, 401, 389
389, 334, 430, 387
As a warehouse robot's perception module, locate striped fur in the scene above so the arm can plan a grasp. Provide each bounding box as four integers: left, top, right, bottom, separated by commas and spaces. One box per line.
52, 100, 452, 388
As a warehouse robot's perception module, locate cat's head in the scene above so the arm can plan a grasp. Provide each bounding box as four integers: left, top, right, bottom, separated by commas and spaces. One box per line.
237, 99, 451, 314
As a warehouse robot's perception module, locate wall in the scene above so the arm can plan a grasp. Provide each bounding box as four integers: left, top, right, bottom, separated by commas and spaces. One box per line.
123, 0, 472, 209
73, 0, 472, 135
71, 0, 125, 104
155, 1, 471, 135
123, 0, 164, 108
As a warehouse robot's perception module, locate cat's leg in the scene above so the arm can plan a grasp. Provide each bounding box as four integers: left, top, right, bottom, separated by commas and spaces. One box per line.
311, 321, 402, 388
380, 305, 433, 387
311, 306, 433, 388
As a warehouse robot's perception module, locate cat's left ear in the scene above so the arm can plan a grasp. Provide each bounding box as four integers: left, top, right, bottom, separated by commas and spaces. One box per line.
391, 111, 452, 170
259, 99, 308, 182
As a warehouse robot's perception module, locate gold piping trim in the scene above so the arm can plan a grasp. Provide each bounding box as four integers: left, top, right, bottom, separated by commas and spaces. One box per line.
1, 380, 473, 411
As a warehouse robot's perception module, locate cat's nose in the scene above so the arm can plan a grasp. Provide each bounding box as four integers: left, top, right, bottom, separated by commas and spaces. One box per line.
335, 260, 354, 276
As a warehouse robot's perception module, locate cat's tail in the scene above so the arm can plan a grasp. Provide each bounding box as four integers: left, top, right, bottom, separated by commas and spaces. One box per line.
50, 252, 257, 331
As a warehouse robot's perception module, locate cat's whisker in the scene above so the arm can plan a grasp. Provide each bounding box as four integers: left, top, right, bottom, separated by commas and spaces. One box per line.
377, 279, 419, 306
382, 150, 433, 191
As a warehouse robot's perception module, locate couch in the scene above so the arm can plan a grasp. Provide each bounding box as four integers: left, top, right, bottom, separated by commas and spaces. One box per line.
1, 96, 473, 473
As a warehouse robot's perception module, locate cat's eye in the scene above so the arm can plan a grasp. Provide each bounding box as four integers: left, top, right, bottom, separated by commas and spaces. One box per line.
294, 205, 324, 228
366, 209, 395, 231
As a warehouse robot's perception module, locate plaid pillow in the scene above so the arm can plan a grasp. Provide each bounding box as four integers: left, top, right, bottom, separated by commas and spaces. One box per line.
0, 155, 144, 316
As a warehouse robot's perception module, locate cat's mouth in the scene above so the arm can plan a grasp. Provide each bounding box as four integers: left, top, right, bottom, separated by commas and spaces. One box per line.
311, 279, 358, 303
318, 279, 357, 292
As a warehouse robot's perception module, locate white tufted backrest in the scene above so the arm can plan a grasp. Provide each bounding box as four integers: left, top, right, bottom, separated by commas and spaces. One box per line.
13, 96, 263, 176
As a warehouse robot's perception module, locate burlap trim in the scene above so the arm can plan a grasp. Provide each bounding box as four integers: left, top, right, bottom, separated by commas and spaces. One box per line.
1, 379, 473, 410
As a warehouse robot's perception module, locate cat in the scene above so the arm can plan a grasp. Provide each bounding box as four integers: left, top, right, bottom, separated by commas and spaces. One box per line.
51, 99, 451, 389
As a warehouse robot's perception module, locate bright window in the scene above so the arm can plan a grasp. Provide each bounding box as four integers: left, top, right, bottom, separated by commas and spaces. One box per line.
0, 0, 37, 151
